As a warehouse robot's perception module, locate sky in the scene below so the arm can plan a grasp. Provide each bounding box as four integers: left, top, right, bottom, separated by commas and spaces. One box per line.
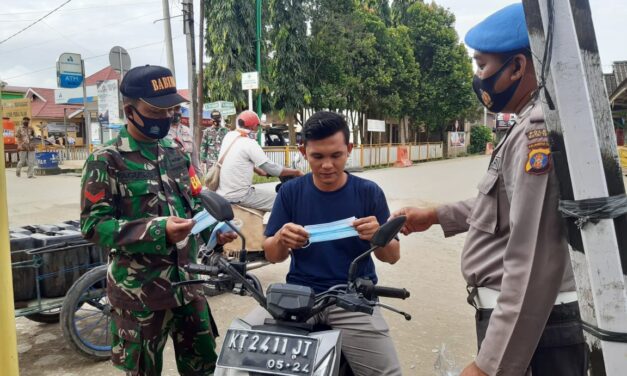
0, 0, 625, 91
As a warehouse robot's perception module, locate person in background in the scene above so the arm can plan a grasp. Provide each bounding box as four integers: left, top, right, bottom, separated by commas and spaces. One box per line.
200, 110, 228, 173
15, 116, 36, 179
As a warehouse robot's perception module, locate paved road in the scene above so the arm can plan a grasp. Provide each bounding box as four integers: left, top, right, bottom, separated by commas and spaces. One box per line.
11, 155, 623, 375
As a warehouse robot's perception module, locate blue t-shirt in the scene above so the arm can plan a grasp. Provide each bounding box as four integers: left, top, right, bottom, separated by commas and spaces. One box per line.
265, 173, 390, 293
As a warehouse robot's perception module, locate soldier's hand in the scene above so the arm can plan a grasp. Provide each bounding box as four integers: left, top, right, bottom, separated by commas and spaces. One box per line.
166, 217, 194, 244
390, 207, 438, 235
217, 231, 238, 245
353, 216, 379, 241
277, 223, 309, 249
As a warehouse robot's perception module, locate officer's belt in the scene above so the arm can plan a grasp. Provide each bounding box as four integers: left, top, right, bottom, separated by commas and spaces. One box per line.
469, 287, 578, 310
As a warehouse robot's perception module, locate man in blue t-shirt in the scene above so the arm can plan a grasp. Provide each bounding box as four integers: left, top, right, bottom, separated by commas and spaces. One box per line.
260, 111, 402, 376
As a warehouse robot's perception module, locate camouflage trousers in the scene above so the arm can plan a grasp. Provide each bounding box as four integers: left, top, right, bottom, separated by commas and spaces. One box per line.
110, 298, 218, 376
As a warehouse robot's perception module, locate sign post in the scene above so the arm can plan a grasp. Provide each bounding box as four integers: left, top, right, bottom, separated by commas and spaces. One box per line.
109, 46, 131, 126
57, 52, 90, 150
242, 72, 259, 112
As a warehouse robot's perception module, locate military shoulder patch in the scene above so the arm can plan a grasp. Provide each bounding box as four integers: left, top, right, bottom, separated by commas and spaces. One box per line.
525, 147, 551, 175
526, 129, 548, 140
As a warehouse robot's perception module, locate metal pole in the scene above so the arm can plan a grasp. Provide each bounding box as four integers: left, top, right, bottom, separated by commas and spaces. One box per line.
162, 0, 176, 76
0, 123, 19, 376
248, 89, 253, 111
256, 0, 262, 144
183, 0, 201, 171
196, 0, 205, 154
483, 106, 487, 126
81, 59, 91, 151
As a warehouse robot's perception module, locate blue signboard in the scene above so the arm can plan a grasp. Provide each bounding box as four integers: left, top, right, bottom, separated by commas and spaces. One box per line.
58, 73, 84, 88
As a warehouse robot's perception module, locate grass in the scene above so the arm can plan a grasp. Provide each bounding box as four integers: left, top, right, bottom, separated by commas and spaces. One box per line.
253, 175, 280, 184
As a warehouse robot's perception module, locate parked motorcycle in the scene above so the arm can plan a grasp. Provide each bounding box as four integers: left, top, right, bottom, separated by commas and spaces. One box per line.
178, 190, 411, 376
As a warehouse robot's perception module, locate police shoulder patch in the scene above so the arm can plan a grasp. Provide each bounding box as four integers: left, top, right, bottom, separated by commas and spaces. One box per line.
525, 146, 551, 175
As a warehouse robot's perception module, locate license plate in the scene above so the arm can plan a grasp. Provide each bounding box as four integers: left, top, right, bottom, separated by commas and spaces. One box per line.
217, 329, 319, 376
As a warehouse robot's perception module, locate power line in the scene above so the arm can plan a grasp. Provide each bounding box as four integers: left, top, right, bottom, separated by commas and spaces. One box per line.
0, 0, 73, 45
4, 34, 186, 81
0, 0, 160, 16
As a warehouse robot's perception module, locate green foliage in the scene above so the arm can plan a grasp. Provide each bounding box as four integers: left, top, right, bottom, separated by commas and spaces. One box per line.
269, 0, 309, 122
203, 0, 474, 141
469, 125, 494, 154
403, 2, 475, 136
204, 0, 260, 110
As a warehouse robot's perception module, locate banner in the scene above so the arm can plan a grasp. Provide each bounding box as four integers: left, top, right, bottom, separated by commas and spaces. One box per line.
448, 132, 466, 148
367, 119, 385, 133
97, 80, 121, 127
2, 98, 31, 124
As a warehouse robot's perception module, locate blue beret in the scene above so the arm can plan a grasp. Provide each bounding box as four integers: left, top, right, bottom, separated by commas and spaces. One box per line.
465, 3, 530, 53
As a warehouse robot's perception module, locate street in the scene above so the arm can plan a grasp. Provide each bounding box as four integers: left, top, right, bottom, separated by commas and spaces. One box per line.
10, 155, 621, 376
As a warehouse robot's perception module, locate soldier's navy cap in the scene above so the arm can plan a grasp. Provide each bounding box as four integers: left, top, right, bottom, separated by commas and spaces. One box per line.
120, 65, 188, 109
465, 3, 530, 53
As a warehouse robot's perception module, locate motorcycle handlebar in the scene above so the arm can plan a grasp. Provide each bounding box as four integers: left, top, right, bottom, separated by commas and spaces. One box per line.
184, 263, 220, 276
364, 285, 410, 300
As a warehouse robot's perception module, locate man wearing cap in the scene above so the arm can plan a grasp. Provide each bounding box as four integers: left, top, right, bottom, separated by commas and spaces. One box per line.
200, 109, 228, 172
215, 110, 303, 212
15, 116, 37, 178
391, 4, 586, 376
80, 65, 236, 376
168, 105, 194, 156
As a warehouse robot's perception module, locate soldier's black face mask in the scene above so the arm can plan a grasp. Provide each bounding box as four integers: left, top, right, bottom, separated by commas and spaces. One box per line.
128, 105, 172, 139
472, 56, 521, 113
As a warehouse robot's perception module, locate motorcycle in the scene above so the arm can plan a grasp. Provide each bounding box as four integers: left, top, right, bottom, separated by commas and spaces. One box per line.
179, 190, 412, 376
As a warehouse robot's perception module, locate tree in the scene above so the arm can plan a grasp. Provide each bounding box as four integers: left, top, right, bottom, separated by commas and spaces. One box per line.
268, 0, 309, 144
203, 1, 259, 111
391, 0, 421, 26
404, 2, 474, 140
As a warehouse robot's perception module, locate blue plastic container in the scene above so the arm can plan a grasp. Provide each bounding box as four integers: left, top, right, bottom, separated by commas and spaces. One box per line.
35, 151, 59, 169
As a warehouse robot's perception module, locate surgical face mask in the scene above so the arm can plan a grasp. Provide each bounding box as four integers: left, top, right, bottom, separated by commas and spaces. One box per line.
128, 105, 172, 139
302, 217, 359, 248
191, 209, 241, 250
472, 56, 521, 113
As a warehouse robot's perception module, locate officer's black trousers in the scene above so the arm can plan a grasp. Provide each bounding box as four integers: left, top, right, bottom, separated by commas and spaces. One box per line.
475, 301, 588, 375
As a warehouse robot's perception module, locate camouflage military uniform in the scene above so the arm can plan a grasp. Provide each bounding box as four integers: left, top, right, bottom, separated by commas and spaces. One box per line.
81, 126, 217, 376
200, 125, 228, 169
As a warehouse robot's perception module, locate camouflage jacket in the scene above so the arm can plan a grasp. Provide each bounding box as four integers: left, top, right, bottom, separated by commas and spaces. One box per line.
200, 126, 228, 168
15, 126, 36, 151
80, 126, 209, 311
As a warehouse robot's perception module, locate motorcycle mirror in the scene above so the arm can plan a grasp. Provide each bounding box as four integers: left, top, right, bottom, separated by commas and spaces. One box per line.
347, 216, 406, 286
199, 190, 234, 221
370, 216, 406, 248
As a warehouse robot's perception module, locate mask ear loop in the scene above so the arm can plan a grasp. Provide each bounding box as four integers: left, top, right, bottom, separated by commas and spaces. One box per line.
301, 239, 311, 249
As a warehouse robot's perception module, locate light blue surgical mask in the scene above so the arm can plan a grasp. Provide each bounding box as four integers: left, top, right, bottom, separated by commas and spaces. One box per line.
206, 220, 241, 250
302, 217, 359, 248
191, 209, 217, 235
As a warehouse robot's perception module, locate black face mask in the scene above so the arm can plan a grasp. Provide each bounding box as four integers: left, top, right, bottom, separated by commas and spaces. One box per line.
128, 105, 172, 139
472, 56, 521, 113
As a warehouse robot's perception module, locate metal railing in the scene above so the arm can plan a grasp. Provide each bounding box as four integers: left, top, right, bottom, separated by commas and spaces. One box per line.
263, 142, 443, 171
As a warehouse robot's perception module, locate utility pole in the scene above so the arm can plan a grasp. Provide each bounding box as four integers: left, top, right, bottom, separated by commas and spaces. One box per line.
256, 0, 262, 144
523, 1, 627, 374
161, 0, 176, 76
0, 80, 19, 376
197, 0, 205, 149
182, 0, 200, 171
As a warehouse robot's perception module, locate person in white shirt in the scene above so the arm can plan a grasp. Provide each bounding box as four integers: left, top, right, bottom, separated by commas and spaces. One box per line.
216, 110, 303, 211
